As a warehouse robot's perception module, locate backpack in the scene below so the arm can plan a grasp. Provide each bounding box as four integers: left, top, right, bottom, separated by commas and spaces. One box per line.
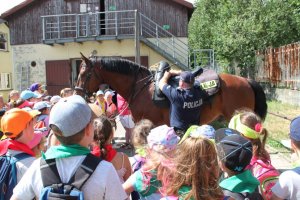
0, 153, 31, 200
249, 159, 280, 200
40, 153, 101, 200
223, 188, 264, 200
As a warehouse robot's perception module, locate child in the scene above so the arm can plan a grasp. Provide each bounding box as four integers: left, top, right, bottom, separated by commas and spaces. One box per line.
162, 125, 223, 200
271, 116, 300, 200
92, 115, 132, 184
229, 111, 279, 199
216, 128, 263, 200
123, 125, 180, 199
130, 119, 155, 200
12, 95, 127, 200
0, 108, 40, 189
95, 90, 106, 113
131, 119, 155, 168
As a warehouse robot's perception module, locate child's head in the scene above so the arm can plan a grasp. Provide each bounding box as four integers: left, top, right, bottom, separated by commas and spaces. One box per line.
1, 108, 40, 143
93, 116, 113, 159
60, 88, 73, 98
147, 125, 179, 154
165, 133, 223, 200
180, 124, 215, 144
142, 125, 179, 171
290, 116, 300, 152
216, 129, 253, 174
9, 90, 20, 102
49, 95, 93, 145
33, 101, 51, 115
229, 110, 269, 161
132, 119, 154, 148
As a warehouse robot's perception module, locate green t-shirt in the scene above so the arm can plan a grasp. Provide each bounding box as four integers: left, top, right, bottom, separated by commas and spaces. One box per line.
133, 169, 162, 197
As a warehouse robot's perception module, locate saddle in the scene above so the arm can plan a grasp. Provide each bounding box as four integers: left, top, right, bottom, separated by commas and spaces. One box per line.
152, 61, 220, 108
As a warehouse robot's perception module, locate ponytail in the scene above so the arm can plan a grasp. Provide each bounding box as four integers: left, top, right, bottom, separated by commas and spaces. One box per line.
93, 116, 113, 160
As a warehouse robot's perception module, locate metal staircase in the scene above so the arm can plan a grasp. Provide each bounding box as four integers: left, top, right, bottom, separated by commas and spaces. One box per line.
138, 13, 189, 70
42, 10, 208, 70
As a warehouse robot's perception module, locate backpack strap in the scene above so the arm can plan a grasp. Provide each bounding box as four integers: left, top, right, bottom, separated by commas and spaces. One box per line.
223, 190, 245, 200
68, 153, 102, 189
12, 153, 31, 161
40, 158, 61, 187
40, 153, 102, 190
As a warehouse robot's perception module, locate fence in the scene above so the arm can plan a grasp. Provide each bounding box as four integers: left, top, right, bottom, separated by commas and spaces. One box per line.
256, 42, 300, 89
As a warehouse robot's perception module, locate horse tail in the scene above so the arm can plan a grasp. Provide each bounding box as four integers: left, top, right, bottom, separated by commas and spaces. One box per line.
247, 79, 268, 121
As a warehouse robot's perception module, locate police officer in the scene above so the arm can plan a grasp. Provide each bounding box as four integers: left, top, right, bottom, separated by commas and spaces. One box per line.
159, 70, 203, 137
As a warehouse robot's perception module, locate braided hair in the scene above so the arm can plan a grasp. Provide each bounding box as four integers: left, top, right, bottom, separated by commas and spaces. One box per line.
93, 116, 113, 160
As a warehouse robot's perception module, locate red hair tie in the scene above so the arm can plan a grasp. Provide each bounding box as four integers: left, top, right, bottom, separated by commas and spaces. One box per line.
255, 123, 262, 132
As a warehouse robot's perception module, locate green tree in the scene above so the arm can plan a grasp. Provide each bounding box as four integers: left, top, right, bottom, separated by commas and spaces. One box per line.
189, 0, 300, 76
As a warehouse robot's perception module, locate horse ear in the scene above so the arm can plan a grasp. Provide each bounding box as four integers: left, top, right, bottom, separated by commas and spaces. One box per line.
80, 52, 89, 63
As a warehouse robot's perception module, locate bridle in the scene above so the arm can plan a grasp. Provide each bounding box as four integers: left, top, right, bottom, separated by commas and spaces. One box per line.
75, 57, 103, 101
76, 57, 154, 104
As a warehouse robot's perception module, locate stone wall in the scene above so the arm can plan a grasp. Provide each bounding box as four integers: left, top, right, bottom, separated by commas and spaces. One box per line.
262, 82, 300, 106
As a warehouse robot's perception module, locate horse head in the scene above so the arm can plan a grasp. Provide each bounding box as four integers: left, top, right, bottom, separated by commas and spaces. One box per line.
75, 53, 103, 100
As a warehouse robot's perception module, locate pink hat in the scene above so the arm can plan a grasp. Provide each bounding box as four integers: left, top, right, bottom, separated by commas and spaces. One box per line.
28, 130, 48, 148
147, 125, 179, 153
18, 100, 34, 109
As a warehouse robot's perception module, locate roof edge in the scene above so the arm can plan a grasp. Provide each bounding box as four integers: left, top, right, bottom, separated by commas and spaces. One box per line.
173, 0, 194, 9
1, 0, 35, 19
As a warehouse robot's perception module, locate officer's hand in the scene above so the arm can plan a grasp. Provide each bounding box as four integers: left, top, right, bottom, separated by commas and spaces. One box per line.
169, 70, 181, 76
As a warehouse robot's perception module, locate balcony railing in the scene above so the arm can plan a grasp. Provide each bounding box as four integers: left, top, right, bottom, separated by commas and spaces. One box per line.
42, 10, 136, 41
41, 10, 198, 69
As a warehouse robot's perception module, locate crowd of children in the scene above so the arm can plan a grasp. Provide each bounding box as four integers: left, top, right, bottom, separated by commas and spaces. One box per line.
0, 82, 300, 200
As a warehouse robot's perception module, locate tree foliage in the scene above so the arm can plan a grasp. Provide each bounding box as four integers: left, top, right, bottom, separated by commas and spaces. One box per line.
188, 0, 300, 75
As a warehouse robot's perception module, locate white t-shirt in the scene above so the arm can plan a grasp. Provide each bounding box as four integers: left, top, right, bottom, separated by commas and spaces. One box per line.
13, 156, 128, 200
6, 149, 36, 182
272, 167, 300, 200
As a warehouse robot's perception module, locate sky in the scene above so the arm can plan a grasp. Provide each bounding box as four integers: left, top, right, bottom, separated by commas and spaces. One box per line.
0, 0, 195, 15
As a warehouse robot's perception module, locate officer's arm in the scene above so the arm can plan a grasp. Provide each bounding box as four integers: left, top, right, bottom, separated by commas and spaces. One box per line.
159, 71, 172, 91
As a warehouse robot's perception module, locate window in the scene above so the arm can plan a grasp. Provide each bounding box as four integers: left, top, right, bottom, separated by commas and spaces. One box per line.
0, 73, 12, 90
0, 33, 7, 51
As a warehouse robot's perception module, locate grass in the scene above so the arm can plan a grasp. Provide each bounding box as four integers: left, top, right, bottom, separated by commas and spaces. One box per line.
263, 101, 300, 150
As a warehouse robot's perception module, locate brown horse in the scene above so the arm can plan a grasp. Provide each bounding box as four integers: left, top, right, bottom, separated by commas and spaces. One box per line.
75, 54, 267, 125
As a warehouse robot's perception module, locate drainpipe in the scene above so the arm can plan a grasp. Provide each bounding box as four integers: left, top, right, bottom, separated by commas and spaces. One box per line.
135, 10, 141, 66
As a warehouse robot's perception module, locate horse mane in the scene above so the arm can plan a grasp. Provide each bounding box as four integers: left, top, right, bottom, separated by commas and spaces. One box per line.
99, 57, 151, 75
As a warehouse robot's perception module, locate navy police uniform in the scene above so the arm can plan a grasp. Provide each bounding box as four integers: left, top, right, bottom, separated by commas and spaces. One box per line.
162, 84, 203, 133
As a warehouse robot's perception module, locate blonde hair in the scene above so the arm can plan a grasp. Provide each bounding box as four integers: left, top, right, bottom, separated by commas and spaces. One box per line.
235, 109, 269, 161
60, 88, 73, 98
9, 90, 19, 97
164, 136, 223, 200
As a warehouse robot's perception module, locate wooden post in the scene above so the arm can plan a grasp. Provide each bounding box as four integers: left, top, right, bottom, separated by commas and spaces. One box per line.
135, 10, 141, 66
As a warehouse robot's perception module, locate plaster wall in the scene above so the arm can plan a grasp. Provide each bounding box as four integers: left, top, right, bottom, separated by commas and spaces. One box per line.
0, 23, 13, 101
12, 39, 181, 91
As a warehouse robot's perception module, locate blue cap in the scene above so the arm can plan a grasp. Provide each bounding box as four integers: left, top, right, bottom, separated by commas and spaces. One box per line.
96, 90, 104, 96
33, 101, 51, 110
49, 95, 91, 137
20, 90, 40, 100
215, 128, 241, 143
290, 116, 300, 141
180, 71, 194, 84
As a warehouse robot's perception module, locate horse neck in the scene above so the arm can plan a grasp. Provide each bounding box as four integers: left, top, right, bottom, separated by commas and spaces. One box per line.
100, 69, 136, 101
